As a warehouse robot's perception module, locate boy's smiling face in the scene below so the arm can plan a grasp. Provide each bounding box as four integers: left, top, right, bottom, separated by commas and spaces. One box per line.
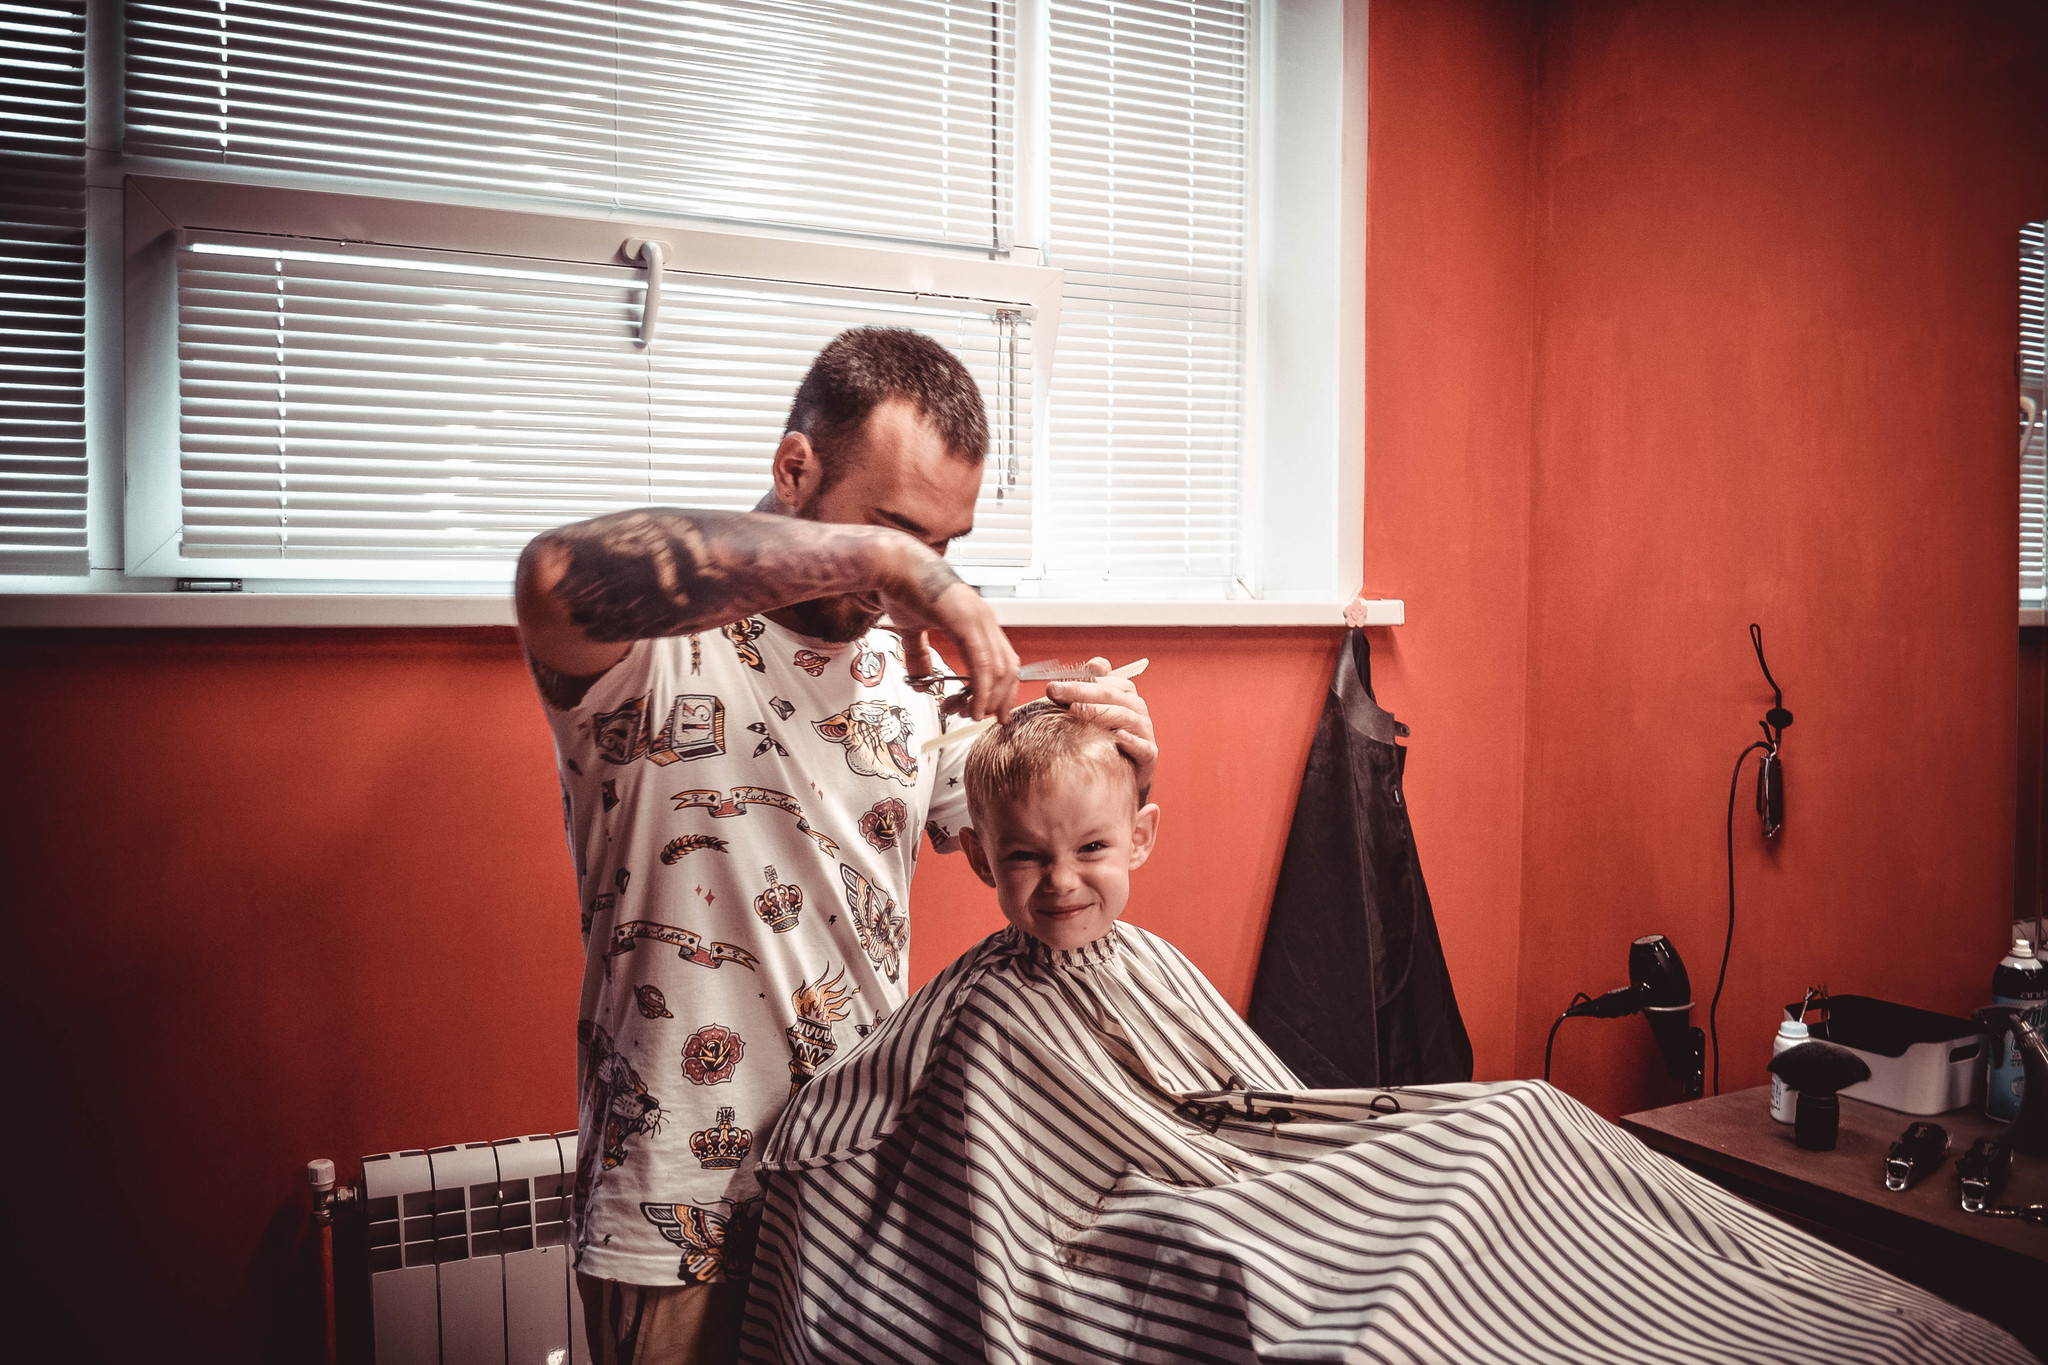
961, 762, 1161, 951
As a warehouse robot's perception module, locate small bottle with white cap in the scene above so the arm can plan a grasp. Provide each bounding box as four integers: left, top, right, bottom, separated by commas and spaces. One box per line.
1770, 1015, 1809, 1123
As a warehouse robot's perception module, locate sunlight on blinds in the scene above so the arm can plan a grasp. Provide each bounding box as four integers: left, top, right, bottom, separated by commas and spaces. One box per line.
175, 238, 1032, 571
1042, 0, 1245, 595
127, 0, 1012, 250
0, 0, 88, 574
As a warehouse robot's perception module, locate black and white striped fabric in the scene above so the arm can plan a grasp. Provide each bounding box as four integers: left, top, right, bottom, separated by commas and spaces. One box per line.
742, 924, 2033, 1364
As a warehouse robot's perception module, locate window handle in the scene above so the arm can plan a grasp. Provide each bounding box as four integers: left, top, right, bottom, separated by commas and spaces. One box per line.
622, 238, 669, 347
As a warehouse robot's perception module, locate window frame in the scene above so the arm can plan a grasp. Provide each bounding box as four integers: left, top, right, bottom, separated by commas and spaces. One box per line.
1, 0, 1376, 629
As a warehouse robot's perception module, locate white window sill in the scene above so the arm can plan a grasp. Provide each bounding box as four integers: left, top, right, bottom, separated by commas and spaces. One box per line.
0, 592, 1404, 629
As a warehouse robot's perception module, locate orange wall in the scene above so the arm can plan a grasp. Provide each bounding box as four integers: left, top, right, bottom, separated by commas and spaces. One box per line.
1516, 0, 2048, 1114
6, 2, 2048, 1359
0, 625, 1341, 1362
1361, 0, 1539, 1087
2, 630, 585, 1360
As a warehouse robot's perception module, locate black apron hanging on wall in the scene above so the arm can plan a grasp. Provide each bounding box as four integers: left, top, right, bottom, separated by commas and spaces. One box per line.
1247, 629, 1473, 1087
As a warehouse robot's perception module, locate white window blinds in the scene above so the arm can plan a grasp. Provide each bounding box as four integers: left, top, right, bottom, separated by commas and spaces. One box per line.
111, 0, 1262, 599
173, 234, 1032, 573
126, 0, 1013, 251
2024, 221, 2046, 609
1042, 0, 1246, 594
0, 0, 88, 574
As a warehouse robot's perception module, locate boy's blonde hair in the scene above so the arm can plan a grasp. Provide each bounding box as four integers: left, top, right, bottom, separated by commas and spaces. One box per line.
962, 700, 1140, 827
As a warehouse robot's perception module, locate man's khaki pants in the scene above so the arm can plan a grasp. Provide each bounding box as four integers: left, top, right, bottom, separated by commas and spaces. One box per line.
577, 1274, 745, 1365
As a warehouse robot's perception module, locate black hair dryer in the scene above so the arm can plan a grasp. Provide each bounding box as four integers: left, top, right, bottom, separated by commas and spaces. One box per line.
1633, 935, 1708, 1098
1565, 935, 1707, 1097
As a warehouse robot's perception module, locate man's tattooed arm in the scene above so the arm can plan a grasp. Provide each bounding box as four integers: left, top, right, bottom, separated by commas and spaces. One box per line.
526, 508, 949, 640
514, 508, 963, 699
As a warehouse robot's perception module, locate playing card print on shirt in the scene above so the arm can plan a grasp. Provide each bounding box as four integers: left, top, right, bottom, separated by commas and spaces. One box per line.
649, 695, 724, 764
592, 694, 651, 765
592, 692, 726, 766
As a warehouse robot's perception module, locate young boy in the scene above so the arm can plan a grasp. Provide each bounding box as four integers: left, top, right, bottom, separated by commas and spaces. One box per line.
736, 710, 2029, 1365
956, 700, 1162, 953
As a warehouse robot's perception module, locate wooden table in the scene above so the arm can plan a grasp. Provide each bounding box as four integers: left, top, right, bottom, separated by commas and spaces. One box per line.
1622, 1086, 2047, 1355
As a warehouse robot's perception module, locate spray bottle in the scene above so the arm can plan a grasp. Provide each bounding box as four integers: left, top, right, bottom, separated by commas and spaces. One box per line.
1770, 1016, 1809, 1123
1988, 937, 2047, 1122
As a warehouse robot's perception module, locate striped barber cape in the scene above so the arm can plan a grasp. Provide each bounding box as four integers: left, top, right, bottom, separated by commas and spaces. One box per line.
741, 924, 2033, 1364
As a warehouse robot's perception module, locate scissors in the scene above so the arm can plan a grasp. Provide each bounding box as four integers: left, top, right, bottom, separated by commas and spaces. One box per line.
915, 658, 1149, 755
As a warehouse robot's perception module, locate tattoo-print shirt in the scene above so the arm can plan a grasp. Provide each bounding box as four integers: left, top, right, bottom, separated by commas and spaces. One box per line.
540, 616, 972, 1286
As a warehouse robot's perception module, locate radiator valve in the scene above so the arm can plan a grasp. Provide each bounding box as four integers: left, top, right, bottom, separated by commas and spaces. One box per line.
308, 1158, 359, 1226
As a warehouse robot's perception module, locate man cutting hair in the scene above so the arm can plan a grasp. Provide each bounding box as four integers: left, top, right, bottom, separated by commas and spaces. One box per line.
515, 327, 1156, 1365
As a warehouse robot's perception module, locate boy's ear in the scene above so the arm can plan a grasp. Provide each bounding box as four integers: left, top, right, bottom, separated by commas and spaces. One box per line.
959, 825, 997, 888
1127, 803, 1161, 872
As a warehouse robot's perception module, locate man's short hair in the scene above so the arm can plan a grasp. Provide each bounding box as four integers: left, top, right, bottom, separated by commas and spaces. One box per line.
963, 700, 1140, 828
785, 328, 989, 489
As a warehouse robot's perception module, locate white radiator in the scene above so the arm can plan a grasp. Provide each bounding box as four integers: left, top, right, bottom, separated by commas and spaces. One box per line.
362, 1131, 588, 1365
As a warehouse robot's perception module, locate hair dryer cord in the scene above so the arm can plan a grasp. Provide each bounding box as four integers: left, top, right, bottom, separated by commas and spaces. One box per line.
1714, 740, 1773, 1095
1543, 994, 1594, 1084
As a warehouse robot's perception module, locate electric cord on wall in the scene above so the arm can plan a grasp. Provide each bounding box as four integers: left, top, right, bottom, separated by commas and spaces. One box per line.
1711, 624, 1794, 1096
1543, 993, 1594, 1084
1714, 739, 1772, 1095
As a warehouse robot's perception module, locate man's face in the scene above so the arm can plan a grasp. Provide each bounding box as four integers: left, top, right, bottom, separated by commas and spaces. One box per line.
786, 399, 981, 642
963, 764, 1160, 953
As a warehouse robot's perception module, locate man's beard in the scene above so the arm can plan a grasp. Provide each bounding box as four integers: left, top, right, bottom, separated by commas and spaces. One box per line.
779, 481, 885, 642
784, 592, 883, 643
